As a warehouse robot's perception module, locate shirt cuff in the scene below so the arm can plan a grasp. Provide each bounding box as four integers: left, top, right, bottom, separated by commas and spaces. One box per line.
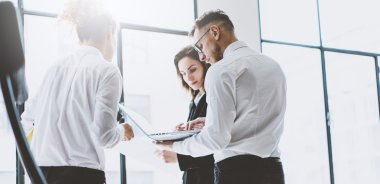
172, 141, 185, 155
117, 124, 125, 140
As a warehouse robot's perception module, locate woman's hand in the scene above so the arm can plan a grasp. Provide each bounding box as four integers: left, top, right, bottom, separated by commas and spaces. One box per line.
188, 117, 205, 130
175, 117, 206, 131
175, 123, 187, 131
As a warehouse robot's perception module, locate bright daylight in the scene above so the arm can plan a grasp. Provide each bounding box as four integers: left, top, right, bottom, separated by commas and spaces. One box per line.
0, 0, 379, 184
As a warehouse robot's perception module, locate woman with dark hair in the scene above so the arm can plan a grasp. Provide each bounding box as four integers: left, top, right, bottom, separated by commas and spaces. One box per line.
157, 46, 214, 184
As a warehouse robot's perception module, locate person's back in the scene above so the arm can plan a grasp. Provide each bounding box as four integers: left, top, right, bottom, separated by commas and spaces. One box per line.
206, 42, 286, 160
28, 46, 123, 169
21, 1, 134, 183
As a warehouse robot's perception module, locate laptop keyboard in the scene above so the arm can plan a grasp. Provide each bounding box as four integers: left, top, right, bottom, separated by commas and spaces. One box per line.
150, 132, 170, 135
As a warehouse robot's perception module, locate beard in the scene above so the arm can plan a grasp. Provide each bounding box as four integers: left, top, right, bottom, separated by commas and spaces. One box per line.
213, 44, 224, 62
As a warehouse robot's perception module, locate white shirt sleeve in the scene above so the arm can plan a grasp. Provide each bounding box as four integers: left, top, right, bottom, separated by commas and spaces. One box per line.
92, 68, 123, 148
173, 66, 236, 157
21, 96, 36, 134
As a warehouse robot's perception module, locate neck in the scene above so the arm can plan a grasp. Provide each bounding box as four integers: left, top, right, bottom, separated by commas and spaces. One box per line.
220, 35, 238, 55
198, 88, 205, 95
81, 40, 109, 61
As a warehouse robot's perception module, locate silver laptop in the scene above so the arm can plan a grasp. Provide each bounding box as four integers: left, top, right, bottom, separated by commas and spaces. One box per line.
118, 104, 200, 141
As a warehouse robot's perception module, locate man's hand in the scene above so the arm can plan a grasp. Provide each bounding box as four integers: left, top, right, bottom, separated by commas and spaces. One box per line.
121, 122, 134, 141
154, 150, 178, 163
154, 140, 174, 151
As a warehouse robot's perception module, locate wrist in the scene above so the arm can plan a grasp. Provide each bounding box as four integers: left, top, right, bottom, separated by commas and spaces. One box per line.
117, 124, 125, 140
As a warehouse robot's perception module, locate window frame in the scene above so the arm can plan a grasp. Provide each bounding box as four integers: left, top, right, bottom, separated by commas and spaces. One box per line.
258, 1, 380, 184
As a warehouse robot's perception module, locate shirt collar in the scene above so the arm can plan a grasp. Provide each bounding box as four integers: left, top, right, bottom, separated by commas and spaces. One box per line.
223, 41, 248, 58
78, 45, 103, 56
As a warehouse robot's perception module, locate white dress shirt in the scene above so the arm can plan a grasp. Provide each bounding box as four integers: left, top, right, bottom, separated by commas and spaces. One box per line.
173, 41, 287, 163
21, 45, 124, 171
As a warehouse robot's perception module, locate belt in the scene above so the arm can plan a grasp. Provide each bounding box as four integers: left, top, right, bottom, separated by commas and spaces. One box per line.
216, 154, 281, 171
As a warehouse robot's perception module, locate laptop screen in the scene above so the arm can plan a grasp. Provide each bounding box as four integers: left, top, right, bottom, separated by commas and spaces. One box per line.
118, 104, 201, 141
118, 104, 155, 135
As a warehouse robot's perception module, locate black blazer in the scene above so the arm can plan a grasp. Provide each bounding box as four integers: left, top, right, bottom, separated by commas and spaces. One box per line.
177, 94, 214, 171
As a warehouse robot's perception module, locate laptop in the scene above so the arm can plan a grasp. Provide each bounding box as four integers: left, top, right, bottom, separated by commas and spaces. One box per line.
118, 104, 200, 141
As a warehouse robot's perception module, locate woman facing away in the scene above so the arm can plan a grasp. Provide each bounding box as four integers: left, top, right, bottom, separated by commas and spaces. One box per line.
157, 46, 214, 184
21, 0, 134, 183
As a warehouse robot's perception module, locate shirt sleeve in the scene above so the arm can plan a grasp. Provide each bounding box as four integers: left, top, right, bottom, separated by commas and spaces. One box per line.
92, 67, 123, 148
20, 96, 37, 134
173, 66, 236, 157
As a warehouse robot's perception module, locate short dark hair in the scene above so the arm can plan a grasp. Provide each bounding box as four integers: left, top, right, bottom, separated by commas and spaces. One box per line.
174, 46, 210, 99
190, 9, 234, 36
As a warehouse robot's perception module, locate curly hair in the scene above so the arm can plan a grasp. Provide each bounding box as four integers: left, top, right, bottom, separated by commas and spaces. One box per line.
59, 0, 116, 42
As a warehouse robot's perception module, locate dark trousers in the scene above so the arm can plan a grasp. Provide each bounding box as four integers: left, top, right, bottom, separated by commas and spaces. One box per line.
40, 166, 106, 184
183, 167, 214, 184
214, 155, 285, 184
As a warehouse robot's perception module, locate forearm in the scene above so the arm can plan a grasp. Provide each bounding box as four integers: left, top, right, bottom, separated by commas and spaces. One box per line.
173, 124, 231, 157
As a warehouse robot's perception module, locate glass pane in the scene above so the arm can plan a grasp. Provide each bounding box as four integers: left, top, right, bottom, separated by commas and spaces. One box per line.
108, 0, 194, 30
262, 43, 330, 184
23, 0, 64, 14
260, 0, 320, 45
320, 0, 380, 53
23, 0, 194, 31
121, 29, 190, 184
0, 89, 16, 184
325, 53, 380, 184
24, 15, 79, 97
104, 149, 120, 183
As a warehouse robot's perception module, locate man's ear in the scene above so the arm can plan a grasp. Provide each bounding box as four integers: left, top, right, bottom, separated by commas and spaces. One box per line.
210, 25, 221, 41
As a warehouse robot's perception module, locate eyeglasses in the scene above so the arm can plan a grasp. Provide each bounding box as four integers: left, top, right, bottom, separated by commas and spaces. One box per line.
193, 28, 210, 54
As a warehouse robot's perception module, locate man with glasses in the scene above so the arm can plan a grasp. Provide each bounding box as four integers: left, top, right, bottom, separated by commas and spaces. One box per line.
157, 10, 286, 184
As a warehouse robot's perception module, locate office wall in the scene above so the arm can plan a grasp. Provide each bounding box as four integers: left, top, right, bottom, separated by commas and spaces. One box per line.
197, 0, 261, 51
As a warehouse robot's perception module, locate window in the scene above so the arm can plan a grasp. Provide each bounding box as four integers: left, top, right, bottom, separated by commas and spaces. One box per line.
108, 0, 194, 30
23, 0, 64, 14
24, 15, 79, 97
325, 53, 380, 184
259, 0, 380, 183
122, 29, 190, 131
23, 0, 194, 31
0, 90, 16, 184
320, 0, 380, 53
262, 43, 330, 184
260, 0, 320, 45
120, 29, 191, 184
